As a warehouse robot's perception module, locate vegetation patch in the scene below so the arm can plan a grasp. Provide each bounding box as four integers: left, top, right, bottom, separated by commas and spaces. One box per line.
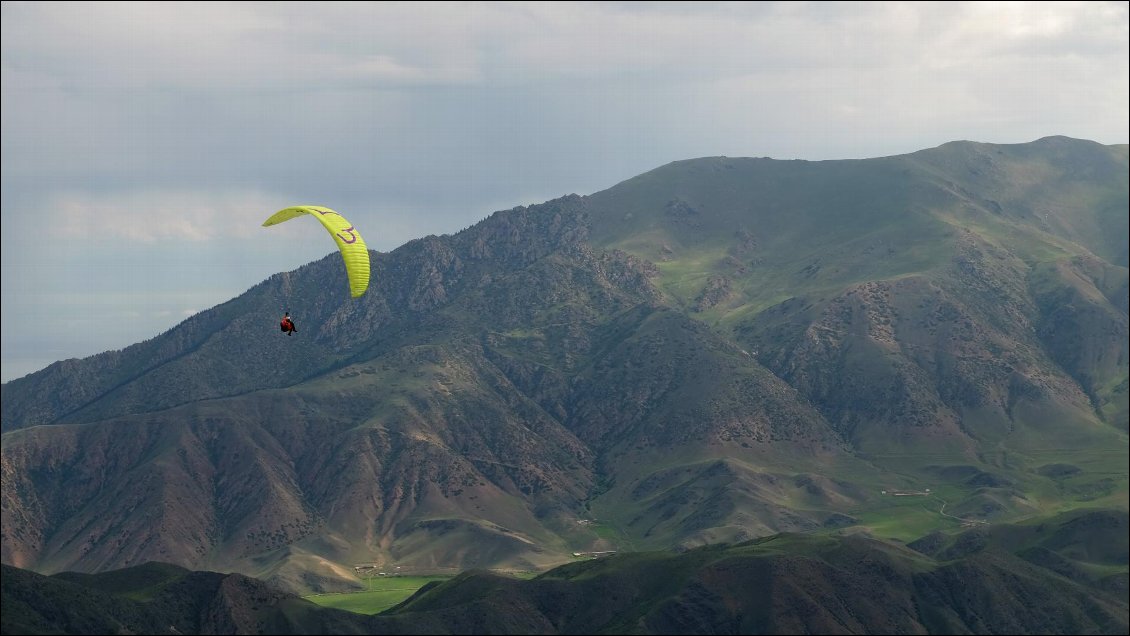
305, 576, 451, 615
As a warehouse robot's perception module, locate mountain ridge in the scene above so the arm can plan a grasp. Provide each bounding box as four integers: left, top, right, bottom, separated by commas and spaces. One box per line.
2, 136, 1126, 595
3, 510, 1126, 635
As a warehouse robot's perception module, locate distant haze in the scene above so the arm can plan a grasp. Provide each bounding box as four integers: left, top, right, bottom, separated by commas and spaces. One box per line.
2, 1, 1127, 382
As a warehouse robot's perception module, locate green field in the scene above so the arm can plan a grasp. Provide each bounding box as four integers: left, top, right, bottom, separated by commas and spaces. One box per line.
305, 576, 450, 615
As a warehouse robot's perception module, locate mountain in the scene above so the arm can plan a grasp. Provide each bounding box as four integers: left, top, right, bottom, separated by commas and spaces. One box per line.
2, 136, 1127, 595
3, 510, 1126, 635
0, 561, 364, 635
375, 509, 1129, 635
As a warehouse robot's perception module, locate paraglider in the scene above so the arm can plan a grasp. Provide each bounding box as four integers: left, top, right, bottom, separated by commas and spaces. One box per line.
262, 205, 370, 298
280, 312, 298, 335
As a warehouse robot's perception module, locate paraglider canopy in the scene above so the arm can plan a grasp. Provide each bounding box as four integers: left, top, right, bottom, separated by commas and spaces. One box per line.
262, 205, 370, 298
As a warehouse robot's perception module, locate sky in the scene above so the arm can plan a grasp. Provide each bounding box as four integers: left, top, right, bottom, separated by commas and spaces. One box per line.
2, 1, 1128, 382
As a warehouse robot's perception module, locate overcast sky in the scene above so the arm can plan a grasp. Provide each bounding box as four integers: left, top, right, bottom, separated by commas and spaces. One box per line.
2, 1, 1127, 382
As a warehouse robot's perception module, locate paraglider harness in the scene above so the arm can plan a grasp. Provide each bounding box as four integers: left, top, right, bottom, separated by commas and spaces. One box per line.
281, 315, 297, 334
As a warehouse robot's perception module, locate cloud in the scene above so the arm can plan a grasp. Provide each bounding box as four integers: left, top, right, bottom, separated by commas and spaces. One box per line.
942, 1, 1128, 56
6, 2, 1120, 93
47, 189, 286, 242
1, 1, 482, 92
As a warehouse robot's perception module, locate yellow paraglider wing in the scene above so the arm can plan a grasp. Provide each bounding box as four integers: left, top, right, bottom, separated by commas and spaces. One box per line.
262, 205, 370, 298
